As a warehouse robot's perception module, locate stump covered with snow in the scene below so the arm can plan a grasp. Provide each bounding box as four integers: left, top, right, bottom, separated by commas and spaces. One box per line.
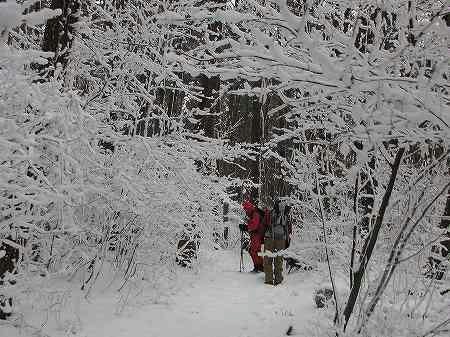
0, 295, 12, 320
314, 287, 334, 308
176, 239, 199, 267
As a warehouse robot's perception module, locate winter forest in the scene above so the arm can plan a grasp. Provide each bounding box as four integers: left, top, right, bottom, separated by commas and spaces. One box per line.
0, 0, 449, 336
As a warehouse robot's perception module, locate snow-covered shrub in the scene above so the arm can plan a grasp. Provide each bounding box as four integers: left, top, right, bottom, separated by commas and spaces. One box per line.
57, 0, 240, 300
0, 1, 104, 328
0, 3, 230, 325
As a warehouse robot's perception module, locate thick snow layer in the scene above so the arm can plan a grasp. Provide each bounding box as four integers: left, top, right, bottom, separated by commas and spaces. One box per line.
1, 250, 319, 337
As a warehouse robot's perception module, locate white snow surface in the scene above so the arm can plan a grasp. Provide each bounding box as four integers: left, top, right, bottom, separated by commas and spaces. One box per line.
1, 250, 320, 337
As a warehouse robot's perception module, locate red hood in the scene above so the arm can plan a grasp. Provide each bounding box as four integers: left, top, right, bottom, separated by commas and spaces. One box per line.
243, 200, 255, 215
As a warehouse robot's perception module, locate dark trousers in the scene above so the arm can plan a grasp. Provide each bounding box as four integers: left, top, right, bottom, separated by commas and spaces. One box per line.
264, 238, 285, 285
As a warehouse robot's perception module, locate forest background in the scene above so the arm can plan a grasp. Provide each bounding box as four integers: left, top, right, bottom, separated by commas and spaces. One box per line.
0, 0, 449, 336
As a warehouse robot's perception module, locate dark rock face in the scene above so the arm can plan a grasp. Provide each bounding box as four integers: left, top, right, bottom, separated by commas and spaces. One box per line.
314, 287, 334, 308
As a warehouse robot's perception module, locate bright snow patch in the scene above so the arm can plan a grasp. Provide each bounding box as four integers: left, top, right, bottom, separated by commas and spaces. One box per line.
2, 250, 321, 337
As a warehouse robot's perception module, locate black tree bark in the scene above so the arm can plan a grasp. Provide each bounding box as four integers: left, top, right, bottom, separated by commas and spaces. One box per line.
342, 148, 405, 331
42, 0, 80, 71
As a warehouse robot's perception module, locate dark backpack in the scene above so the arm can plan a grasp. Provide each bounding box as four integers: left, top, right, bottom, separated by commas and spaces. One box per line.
255, 207, 270, 238
269, 203, 291, 243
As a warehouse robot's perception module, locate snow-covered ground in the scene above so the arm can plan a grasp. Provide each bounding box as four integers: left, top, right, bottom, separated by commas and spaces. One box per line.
1, 250, 321, 337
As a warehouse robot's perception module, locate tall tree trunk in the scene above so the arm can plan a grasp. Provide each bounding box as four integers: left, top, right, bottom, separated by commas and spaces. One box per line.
430, 184, 450, 280
42, 0, 80, 72
342, 148, 404, 331
439, 189, 450, 259
198, 74, 220, 138
195, 0, 227, 139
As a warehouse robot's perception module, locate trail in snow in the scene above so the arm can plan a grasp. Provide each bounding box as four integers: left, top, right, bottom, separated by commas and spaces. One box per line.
81, 250, 319, 337
2, 250, 321, 337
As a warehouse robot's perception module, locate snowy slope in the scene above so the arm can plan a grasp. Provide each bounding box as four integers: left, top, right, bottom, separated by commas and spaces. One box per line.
81, 250, 318, 337
1, 250, 320, 337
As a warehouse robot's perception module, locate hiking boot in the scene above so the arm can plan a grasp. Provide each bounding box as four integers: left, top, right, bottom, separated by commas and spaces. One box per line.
250, 266, 263, 273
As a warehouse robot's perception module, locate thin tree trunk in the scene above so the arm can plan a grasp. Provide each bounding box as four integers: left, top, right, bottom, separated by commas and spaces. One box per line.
342, 148, 405, 331
431, 185, 450, 279
315, 172, 340, 324
350, 174, 359, 290
361, 180, 450, 331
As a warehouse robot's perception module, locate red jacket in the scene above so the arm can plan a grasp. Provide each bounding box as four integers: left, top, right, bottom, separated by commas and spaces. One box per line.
243, 200, 261, 234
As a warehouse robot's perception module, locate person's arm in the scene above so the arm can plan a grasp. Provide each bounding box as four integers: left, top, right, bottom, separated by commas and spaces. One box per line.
247, 212, 260, 232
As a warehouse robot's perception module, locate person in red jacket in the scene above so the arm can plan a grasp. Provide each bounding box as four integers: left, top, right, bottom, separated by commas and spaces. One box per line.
242, 199, 264, 273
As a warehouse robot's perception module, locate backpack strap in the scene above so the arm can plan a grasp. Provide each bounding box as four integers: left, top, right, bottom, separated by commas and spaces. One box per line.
256, 208, 269, 237
264, 208, 270, 231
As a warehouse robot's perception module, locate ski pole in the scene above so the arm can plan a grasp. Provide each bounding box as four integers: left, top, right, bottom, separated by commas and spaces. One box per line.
240, 228, 244, 272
